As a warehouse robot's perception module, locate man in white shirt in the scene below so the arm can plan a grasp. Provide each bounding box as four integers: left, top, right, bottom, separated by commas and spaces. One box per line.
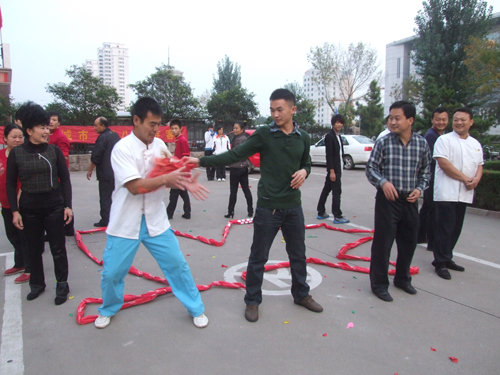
204, 124, 216, 180
94, 97, 209, 329
432, 107, 483, 280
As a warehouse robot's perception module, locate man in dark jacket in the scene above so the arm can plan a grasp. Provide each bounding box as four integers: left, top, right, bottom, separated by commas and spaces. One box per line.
316, 114, 350, 224
87, 117, 120, 227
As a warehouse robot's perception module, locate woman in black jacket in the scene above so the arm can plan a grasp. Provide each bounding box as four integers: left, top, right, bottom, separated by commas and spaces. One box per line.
6, 103, 73, 305
224, 121, 253, 218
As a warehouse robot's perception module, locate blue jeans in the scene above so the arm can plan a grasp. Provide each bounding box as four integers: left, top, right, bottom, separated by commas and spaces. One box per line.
98, 216, 204, 318
244, 206, 310, 305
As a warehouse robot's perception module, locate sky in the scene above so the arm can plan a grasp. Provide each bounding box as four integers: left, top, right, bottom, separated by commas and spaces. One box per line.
2, 0, 500, 117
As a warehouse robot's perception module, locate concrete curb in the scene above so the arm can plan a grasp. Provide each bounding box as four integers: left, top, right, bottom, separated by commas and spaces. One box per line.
467, 206, 500, 220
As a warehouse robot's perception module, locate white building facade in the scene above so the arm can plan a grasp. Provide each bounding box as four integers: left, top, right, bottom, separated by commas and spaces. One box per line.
84, 42, 129, 111
302, 69, 339, 127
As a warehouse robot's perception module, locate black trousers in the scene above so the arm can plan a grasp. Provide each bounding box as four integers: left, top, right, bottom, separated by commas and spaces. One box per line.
370, 189, 418, 293
21, 205, 69, 294
1, 207, 30, 272
204, 150, 215, 180
228, 167, 253, 214
418, 181, 436, 246
432, 201, 467, 267
167, 189, 191, 218
316, 172, 343, 218
98, 178, 114, 224
216, 166, 226, 180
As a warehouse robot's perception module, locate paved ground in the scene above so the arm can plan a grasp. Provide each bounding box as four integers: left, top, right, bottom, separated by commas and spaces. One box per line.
1, 166, 499, 375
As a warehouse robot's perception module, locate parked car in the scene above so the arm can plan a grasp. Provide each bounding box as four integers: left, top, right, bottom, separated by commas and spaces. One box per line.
310, 134, 374, 170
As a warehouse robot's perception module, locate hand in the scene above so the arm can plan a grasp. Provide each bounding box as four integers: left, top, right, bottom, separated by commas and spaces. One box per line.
12, 211, 24, 230
64, 208, 73, 225
406, 189, 421, 203
184, 157, 200, 167
382, 181, 398, 201
329, 170, 336, 182
290, 169, 307, 189
465, 177, 479, 190
183, 171, 209, 201
165, 166, 193, 190
87, 170, 92, 180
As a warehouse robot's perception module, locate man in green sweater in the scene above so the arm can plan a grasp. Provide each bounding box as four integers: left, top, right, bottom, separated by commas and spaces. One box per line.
187, 89, 323, 322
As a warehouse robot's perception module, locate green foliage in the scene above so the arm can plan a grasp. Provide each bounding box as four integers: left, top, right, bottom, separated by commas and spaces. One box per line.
46, 65, 122, 125
206, 86, 259, 125
207, 57, 259, 126
483, 160, 500, 171
130, 64, 200, 122
337, 102, 356, 132
472, 169, 500, 211
0, 95, 16, 125
212, 56, 241, 94
412, 0, 493, 125
356, 80, 385, 137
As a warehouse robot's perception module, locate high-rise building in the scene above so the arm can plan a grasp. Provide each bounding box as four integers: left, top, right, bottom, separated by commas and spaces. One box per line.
84, 42, 129, 111
303, 69, 339, 127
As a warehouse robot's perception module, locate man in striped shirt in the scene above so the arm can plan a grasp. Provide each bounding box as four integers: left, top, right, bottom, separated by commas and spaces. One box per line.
366, 101, 431, 302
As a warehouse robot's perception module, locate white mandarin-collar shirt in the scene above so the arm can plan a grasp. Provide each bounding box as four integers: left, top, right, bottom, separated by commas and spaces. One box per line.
106, 132, 170, 239
433, 131, 483, 204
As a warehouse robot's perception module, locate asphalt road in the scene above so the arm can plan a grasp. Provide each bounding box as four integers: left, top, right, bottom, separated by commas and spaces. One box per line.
1, 165, 499, 375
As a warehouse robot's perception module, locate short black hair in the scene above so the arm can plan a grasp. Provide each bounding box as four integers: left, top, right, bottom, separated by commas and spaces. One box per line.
47, 111, 62, 124
131, 97, 163, 123
22, 103, 49, 133
207, 124, 214, 129
234, 121, 245, 129
216, 125, 224, 132
432, 107, 449, 118
170, 118, 182, 128
269, 88, 296, 106
389, 101, 416, 121
331, 114, 346, 126
15, 101, 35, 123
454, 107, 473, 119
97, 117, 109, 127
3, 123, 23, 138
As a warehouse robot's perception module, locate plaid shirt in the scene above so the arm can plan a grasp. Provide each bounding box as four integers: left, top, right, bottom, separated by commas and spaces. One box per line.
366, 131, 431, 194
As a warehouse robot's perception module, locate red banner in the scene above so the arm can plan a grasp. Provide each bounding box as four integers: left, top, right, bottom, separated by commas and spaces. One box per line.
0, 125, 187, 144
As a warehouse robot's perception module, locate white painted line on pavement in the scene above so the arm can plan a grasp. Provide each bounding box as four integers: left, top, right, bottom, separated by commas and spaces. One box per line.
0, 252, 14, 257
453, 252, 500, 270
0, 253, 24, 375
344, 223, 500, 270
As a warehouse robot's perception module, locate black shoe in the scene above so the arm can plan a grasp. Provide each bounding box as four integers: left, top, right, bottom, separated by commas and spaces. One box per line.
445, 261, 465, 272
27, 289, 45, 301
55, 295, 68, 305
93, 222, 108, 227
394, 282, 417, 295
373, 290, 393, 302
181, 213, 191, 219
294, 295, 323, 312
224, 212, 234, 219
245, 304, 259, 322
248, 209, 254, 217
426, 245, 433, 252
435, 267, 451, 280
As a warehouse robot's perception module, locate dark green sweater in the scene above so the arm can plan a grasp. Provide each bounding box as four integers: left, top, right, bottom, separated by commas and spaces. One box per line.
200, 124, 311, 209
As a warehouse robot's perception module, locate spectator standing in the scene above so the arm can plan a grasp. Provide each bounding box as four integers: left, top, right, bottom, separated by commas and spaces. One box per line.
365, 101, 431, 302
432, 108, 483, 280
87, 117, 121, 227
204, 124, 216, 181
316, 114, 350, 224
167, 119, 192, 220
213, 126, 230, 181
417, 107, 449, 250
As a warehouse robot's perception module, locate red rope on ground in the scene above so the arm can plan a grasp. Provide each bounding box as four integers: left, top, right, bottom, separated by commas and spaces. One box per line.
74, 219, 419, 325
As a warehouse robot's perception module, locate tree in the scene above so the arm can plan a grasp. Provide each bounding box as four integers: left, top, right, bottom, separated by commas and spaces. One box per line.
412, 0, 493, 123
308, 42, 381, 113
46, 65, 122, 125
0, 95, 16, 125
356, 80, 385, 138
212, 55, 242, 94
130, 64, 200, 122
207, 56, 259, 127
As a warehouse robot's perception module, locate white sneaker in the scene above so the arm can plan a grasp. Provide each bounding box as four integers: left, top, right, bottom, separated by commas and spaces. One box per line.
193, 313, 209, 328
222, 178, 226, 181
217, 178, 221, 181
95, 315, 111, 329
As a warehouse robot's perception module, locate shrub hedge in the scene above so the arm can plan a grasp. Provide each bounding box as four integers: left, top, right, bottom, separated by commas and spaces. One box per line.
483, 160, 500, 171
472, 168, 500, 211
